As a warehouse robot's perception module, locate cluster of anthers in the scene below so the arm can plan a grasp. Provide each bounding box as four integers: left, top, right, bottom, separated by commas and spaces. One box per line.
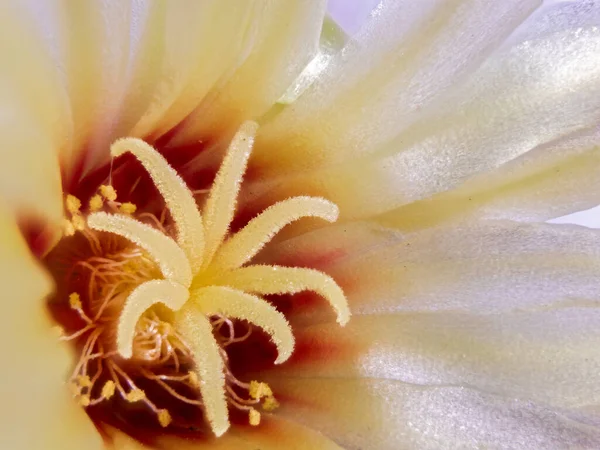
56, 121, 350, 436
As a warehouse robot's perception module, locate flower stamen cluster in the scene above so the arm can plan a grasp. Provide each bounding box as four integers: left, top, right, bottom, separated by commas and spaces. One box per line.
55, 121, 350, 436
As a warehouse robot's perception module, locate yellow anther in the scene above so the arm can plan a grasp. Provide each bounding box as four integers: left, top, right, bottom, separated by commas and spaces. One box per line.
63, 219, 75, 237
126, 389, 146, 402
119, 202, 137, 214
262, 396, 279, 412
158, 409, 172, 428
66, 195, 82, 214
69, 293, 82, 310
249, 381, 272, 400
79, 395, 91, 407
249, 409, 261, 426
72, 215, 86, 231
89, 194, 103, 211
100, 185, 117, 202
76, 374, 92, 388
101, 381, 116, 399
188, 371, 199, 387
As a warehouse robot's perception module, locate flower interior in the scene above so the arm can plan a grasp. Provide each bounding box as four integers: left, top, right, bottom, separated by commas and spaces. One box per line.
44, 121, 350, 440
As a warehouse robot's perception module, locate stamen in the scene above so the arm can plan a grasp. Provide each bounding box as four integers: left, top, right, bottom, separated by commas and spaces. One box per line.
66, 195, 82, 214
212, 196, 339, 271
223, 265, 351, 325
117, 280, 189, 359
202, 121, 258, 264
191, 286, 294, 364
72, 215, 86, 231
87, 212, 192, 287
62, 219, 75, 236
175, 306, 229, 437
119, 202, 137, 214
89, 194, 104, 211
262, 396, 279, 411
158, 410, 172, 428
110, 138, 205, 272
100, 185, 117, 202
249, 381, 272, 400
101, 380, 116, 399
249, 409, 261, 426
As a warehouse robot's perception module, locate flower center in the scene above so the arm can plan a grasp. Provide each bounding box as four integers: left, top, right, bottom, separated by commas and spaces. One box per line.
44, 121, 350, 439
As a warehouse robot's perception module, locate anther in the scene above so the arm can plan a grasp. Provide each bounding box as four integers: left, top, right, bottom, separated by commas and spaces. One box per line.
249, 381, 272, 400
158, 409, 172, 428
77, 375, 92, 389
249, 409, 261, 426
262, 396, 279, 411
62, 219, 75, 236
72, 215, 86, 231
101, 381, 116, 400
126, 389, 146, 403
69, 292, 82, 310
66, 195, 82, 214
100, 185, 117, 202
119, 202, 137, 214
89, 194, 103, 211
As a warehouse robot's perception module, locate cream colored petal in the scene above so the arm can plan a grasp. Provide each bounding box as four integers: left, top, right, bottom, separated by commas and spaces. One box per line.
251, 0, 541, 174
0, 3, 67, 222
59, 1, 167, 177
334, 221, 600, 316
108, 416, 343, 450
266, 378, 600, 450
377, 127, 600, 230
59, 0, 132, 172
133, 1, 256, 140
0, 97, 63, 223
247, 1, 600, 221
272, 311, 600, 410
0, 2, 69, 148
260, 221, 600, 324
171, 0, 327, 146
0, 206, 101, 449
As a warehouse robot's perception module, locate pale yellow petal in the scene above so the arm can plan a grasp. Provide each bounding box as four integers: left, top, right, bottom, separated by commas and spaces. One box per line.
377, 127, 600, 230
0, 206, 101, 449
133, 1, 256, 140
61, 1, 167, 177
172, 0, 327, 146
252, 0, 541, 174
0, 100, 63, 223
266, 378, 600, 450
247, 1, 600, 221
0, 3, 67, 222
274, 310, 600, 410
0, 2, 68, 147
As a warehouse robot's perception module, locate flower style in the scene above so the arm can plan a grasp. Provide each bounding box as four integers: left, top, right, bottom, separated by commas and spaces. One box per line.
5, 1, 600, 450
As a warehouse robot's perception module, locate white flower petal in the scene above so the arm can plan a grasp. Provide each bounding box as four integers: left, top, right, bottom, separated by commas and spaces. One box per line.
267, 378, 600, 450
252, 0, 541, 173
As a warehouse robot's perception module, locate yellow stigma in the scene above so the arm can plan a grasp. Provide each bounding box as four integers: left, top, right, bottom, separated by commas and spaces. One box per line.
79, 121, 350, 436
